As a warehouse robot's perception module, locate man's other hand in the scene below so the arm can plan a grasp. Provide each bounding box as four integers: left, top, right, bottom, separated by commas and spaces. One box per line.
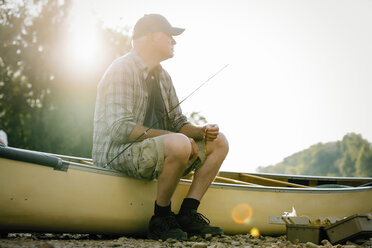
204, 124, 219, 141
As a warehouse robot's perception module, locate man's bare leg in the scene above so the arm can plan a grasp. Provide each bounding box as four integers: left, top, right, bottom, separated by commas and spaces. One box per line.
186, 133, 229, 200
156, 133, 191, 206
175, 133, 228, 237
148, 133, 192, 241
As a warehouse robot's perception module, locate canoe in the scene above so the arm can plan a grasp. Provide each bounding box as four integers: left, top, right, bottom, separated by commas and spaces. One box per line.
0, 145, 371, 236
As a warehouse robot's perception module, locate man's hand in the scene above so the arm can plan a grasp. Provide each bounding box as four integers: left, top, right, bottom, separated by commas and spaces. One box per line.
189, 138, 199, 160
203, 124, 219, 141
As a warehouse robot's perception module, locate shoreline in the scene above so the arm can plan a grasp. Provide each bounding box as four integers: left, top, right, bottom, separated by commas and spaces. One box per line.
0, 233, 371, 248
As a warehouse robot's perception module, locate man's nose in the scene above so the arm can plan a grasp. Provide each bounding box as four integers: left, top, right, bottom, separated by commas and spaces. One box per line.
171, 36, 176, 45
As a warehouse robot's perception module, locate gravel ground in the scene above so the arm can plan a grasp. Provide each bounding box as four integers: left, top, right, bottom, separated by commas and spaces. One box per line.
0, 233, 371, 248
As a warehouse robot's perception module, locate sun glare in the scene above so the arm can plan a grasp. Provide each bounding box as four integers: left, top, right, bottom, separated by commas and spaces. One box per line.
232, 204, 253, 224
66, 1, 100, 66
69, 24, 99, 62
250, 227, 260, 238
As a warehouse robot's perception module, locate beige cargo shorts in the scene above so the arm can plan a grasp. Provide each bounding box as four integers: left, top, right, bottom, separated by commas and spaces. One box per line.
113, 135, 207, 180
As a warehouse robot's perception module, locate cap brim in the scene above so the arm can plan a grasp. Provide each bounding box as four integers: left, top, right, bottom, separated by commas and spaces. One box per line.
168, 27, 185, 36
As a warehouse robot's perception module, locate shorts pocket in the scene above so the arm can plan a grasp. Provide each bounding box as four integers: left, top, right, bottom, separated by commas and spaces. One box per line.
133, 139, 158, 180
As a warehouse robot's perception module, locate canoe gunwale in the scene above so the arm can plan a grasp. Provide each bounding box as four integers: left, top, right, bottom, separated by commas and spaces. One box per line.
231, 171, 372, 182
48, 160, 372, 194
0, 146, 69, 172
181, 180, 372, 194
11, 147, 372, 180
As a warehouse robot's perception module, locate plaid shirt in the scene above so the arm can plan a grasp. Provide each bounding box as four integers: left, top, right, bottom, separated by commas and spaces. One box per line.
92, 50, 188, 168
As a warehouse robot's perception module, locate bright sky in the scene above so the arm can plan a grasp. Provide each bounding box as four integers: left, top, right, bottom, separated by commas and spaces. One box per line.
70, 0, 372, 172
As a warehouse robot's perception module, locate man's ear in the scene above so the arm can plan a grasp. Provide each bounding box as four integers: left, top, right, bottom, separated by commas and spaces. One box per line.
146, 33, 155, 42
148, 32, 162, 43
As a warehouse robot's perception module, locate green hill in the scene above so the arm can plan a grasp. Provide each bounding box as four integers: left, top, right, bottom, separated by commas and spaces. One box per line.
257, 133, 372, 177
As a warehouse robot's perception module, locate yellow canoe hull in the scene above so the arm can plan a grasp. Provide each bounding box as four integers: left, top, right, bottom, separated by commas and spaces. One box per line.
0, 157, 371, 235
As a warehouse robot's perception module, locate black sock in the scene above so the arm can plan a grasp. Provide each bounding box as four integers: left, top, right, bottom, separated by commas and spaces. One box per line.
154, 201, 172, 217
179, 198, 200, 215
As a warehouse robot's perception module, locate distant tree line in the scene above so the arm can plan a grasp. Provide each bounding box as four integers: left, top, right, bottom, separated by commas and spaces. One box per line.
257, 133, 372, 177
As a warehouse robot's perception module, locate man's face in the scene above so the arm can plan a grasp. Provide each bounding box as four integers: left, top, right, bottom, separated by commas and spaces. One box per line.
151, 32, 176, 61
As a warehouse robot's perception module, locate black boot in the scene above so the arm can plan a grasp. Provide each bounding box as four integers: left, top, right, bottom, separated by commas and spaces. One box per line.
176, 209, 223, 237
147, 213, 187, 240
147, 201, 187, 241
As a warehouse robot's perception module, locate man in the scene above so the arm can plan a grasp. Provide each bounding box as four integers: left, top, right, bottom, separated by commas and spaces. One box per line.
92, 14, 229, 241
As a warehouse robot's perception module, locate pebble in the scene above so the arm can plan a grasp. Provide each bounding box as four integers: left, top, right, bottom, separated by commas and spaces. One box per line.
231, 241, 240, 246
192, 242, 208, 248
117, 236, 130, 242
166, 238, 178, 243
190, 236, 199, 241
205, 234, 212, 240
219, 237, 232, 243
321, 239, 333, 247
39, 242, 54, 248
305, 241, 319, 248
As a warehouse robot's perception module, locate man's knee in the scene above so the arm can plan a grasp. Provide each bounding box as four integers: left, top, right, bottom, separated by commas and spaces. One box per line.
217, 132, 229, 149
209, 132, 229, 155
164, 133, 191, 163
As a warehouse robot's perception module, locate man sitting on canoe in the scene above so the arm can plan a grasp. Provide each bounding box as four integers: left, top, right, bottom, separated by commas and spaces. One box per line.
92, 14, 229, 241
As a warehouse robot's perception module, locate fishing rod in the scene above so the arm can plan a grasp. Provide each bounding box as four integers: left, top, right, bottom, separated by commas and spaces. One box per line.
106, 64, 229, 167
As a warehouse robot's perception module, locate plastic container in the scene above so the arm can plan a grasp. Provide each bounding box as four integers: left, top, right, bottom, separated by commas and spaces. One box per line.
325, 213, 372, 244
286, 224, 326, 244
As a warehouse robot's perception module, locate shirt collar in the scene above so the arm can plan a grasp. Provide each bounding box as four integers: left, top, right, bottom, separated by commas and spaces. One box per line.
130, 50, 163, 79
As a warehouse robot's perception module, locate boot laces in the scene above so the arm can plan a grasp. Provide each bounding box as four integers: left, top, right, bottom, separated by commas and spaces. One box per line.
191, 212, 211, 225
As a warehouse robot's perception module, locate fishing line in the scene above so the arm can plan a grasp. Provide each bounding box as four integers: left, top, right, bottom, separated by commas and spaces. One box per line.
106, 64, 229, 167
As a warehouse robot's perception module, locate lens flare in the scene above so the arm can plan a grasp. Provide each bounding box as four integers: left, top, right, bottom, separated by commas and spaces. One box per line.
250, 227, 260, 238
232, 204, 253, 224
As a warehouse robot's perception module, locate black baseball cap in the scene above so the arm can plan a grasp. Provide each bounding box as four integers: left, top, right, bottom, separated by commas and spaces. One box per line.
132, 14, 185, 40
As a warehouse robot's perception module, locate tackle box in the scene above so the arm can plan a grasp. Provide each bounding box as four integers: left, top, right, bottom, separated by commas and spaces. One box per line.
325, 213, 372, 244
286, 224, 327, 244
